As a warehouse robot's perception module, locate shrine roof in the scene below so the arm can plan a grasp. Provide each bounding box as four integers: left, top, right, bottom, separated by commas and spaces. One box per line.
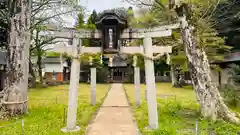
109, 54, 128, 67
95, 8, 128, 26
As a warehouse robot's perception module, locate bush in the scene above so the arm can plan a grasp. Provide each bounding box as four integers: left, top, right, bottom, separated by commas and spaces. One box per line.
96, 67, 108, 83
221, 86, 240, 107
158, 100, 182, 117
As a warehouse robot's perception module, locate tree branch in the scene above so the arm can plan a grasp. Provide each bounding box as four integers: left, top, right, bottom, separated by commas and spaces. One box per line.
30, 9, 78, 30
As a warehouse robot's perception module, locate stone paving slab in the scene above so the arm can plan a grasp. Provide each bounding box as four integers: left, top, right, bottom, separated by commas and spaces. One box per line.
87, 83, 138, 135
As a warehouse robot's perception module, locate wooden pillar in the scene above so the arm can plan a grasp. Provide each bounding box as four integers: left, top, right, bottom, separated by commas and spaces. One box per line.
143, 37, 158, 129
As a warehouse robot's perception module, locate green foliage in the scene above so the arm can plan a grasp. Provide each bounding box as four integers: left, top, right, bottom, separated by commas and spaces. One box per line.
221, 64, 240, 107
127, 6, 134, 17
125, 53, 145, 69
228, 64, 240, 84
75, 10, 100, 47
221, 86, 240, 107
130, 0, 231, 72
87, 10, 97, 28
96, 66, 109, 83
80, 53, 103, 66
170, 53, 188, 71
214, 0, 240, 50
75, 12, 86, 29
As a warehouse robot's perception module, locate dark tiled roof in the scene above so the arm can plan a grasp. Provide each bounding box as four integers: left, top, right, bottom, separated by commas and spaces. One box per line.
213, 52, 240, 64
109, 54, 127, 67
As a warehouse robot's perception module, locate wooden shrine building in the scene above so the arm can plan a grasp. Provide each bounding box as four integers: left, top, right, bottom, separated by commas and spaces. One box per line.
95, 10, 131, 83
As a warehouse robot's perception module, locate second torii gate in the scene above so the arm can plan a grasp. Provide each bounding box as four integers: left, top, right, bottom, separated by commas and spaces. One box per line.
44, 12, 179, 132
120, 37, 173, 129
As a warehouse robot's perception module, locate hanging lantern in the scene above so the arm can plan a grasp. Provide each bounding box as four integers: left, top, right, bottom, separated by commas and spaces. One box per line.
166, 53, 171, 65
133, 56, 138, 67
108, 56, 113, 67
100, 54, 103, 64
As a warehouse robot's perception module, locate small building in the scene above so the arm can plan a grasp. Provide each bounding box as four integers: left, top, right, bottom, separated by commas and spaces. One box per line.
107, 54, 131, 83
211, 51, 240, 87
42, 56, 70, 82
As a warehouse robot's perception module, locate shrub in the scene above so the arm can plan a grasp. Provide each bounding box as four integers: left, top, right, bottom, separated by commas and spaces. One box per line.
221, 86, 240, 107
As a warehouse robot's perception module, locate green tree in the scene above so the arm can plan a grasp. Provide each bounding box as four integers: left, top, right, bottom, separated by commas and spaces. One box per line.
225, 64, 240, 107
214, 0, 240, 51
173, 1, 240, 124
75, 12, 85, 29
130, 1, 231, 87
30, 25, 59, 85
87, 10, 97, 28
127, 0, 240, 124
86, 10, 100, 47
0, 0, 31, 114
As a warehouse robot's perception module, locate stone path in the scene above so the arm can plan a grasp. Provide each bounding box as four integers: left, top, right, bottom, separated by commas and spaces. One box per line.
86, 83, 139, 135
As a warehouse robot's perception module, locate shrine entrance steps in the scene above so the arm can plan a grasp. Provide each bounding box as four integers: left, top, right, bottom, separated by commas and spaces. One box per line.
86, 83, 139, 135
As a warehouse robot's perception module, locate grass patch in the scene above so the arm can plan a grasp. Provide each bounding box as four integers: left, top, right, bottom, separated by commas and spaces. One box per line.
124, 83, 240, 135
0, 83, 109, 135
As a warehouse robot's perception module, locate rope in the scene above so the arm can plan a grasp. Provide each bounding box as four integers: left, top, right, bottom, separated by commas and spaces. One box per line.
141, 53, 166, 60
2, 100, 28, 105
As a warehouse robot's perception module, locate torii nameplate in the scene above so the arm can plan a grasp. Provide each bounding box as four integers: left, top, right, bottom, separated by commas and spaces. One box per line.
53, 45, 102, 54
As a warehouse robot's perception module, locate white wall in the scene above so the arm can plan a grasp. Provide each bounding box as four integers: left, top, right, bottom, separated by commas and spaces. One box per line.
211, 68, 231, 86
44, 64, 63, 72
221, 68, 231, 85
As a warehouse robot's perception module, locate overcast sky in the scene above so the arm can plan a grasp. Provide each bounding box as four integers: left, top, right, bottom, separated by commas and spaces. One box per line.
80, 0, 133, 12
65, 0, 136, 27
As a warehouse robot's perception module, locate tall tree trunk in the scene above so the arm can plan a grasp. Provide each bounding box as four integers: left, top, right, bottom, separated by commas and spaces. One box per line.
35, 30, 43, 85
37, 51, 43, 84
2, 0, 31, 114
171, 65, 184, 87
176, 5, 240, 124
179, 72, 185, 87
29, 60, 36, 87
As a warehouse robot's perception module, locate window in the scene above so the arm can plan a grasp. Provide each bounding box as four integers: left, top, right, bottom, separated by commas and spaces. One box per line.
165, 72, 170, 76
155, 71, 164, 76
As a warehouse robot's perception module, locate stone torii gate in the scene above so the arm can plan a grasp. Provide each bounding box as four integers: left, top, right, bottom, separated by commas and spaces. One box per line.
44, 12, 179, 132
119, 30, 175, 129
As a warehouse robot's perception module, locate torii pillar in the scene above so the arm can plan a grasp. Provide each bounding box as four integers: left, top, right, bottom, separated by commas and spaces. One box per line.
61, 38, 81, 132
143, 37, 158, 129
89, 56, 96, 106
133, 56, 140, 106
120, 29, 174, 129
